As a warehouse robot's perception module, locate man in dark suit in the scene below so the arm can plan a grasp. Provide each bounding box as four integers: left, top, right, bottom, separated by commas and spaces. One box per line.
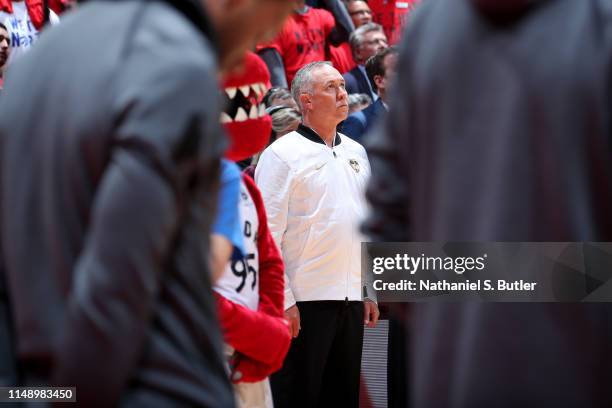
343, 22, 388, 100
342, 46, 397, 141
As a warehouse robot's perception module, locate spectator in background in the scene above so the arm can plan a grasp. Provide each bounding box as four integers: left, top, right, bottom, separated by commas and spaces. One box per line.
269, 105, 301, 137
258, 0, 354, 88
364, 1, 612, 407
243, 105, 301, 179
256, 61, 378, 408
0, 22, 9, 88
344, 22, 387, 100
342, 46, 397, 141
263, 86, 299, 111
0, 0, 61, 64
0, 0, 294, 405
347, 92, 371, 113
329, 0, 374, 74
346, 0, 373, 26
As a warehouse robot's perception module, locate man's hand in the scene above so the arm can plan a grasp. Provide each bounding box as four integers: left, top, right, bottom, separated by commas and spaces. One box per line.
285, 305, 301, 338
364, 300, 379, 328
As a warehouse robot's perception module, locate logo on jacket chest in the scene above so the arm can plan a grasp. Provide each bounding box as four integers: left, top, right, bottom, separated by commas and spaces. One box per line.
349, 159, 360, 173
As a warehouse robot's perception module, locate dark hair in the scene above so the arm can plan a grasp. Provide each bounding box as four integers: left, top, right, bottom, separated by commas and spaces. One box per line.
365, 46, 398, 93
0, 22, 7, 32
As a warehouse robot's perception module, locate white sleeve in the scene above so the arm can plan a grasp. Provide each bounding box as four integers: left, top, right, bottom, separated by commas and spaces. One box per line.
255, 147, 296, 309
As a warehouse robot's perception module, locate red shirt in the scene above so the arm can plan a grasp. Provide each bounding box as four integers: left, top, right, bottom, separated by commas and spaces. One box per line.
329, 42, 355, 74
369, 0, 421, 45
258, 7, 335, 87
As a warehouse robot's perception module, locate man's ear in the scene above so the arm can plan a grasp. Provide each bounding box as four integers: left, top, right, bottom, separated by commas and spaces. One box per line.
374, 74, 385, 90
354, 46, 364, 63
300, 93, 311, 110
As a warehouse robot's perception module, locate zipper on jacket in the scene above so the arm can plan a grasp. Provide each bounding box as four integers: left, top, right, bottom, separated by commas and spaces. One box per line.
345, 296, 348, 306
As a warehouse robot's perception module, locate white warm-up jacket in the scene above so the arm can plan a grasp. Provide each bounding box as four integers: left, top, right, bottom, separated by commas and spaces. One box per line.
255, 124, 373, 310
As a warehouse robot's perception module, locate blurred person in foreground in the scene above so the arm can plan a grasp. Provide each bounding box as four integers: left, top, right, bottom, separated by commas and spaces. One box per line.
0, 0, 293, 406
363, 0, 612, 407
256, 61, 378, 408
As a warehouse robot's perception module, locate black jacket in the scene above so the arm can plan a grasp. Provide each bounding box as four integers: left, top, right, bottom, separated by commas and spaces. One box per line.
364, 0, 612, 407
0, 0, 233, 406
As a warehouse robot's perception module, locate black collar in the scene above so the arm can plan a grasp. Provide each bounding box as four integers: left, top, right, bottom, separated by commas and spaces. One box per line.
297, 124, 342, 146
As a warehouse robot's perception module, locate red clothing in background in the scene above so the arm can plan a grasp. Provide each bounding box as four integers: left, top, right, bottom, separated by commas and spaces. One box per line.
369, 0, 421, 45
257, 7, 335, 86
329, 42, 355, 74
0, 0, 67, 29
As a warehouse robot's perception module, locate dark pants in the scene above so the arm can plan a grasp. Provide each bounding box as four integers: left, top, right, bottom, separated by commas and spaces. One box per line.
271, 300, 364, 408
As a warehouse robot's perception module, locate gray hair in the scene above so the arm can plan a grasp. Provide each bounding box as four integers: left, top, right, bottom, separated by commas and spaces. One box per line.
347, 93, 372, 111
271, 107, 302, 136
349, 22, 384, 54
291, 61, 333, 111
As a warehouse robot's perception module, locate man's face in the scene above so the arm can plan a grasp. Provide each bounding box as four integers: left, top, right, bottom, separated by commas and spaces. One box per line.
0, 27, 9, 68
208, 0, 294, 72
357, 30, 388, 63
377, 53, 398, 94
347, 1, 372, 27
305, 65, 349, 125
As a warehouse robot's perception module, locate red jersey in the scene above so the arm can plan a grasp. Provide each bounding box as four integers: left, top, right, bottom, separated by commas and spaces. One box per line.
369, 0, 421, 45
257, 7, 335, 86
329, 42, 355, 74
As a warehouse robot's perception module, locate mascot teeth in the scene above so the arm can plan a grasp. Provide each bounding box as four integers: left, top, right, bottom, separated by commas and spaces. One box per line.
226, 87, 237, 99
249, 105, 259, 119
235, 107, 248, 122
239, 85, 250, 98
258, 104, 266, 117
220, 112, 232, 124
251, 84, 261, 98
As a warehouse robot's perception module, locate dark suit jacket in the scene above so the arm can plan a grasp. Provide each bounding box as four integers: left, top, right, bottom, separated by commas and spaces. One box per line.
343, 65, 375, 100
341, 98, 387, 142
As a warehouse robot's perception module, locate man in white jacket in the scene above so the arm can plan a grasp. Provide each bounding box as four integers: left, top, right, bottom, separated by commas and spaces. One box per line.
255, 61, 379, 408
